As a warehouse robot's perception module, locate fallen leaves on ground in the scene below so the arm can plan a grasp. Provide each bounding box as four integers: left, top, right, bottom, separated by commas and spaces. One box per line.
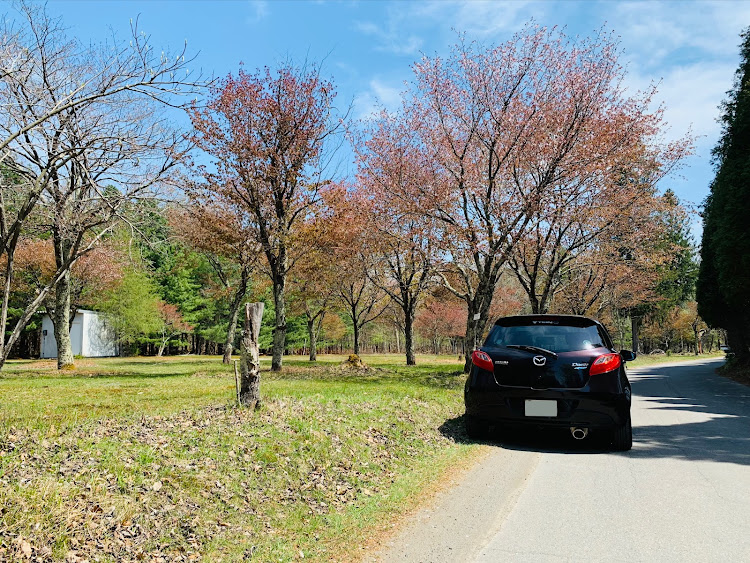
0, 390, 464, 561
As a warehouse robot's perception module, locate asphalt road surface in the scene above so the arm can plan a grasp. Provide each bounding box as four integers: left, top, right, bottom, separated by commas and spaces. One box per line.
369, 357, 750, 562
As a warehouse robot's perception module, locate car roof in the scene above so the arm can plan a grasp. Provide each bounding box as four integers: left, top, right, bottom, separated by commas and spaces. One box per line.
493, 314, 600, 328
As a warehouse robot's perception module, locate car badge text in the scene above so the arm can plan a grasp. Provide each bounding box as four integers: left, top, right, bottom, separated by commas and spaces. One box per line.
533, 355, 546, 366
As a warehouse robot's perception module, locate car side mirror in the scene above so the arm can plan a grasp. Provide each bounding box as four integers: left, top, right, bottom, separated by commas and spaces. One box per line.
620, 350, 636, 362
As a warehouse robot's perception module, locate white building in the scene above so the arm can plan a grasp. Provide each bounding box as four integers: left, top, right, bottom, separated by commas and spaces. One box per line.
40, 309, 118, 358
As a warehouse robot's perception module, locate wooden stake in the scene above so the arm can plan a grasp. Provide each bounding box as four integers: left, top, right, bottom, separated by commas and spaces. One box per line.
233, 359, 240, 407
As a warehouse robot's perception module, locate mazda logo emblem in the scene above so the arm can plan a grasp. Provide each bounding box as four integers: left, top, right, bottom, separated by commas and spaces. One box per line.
533, 355, 546, 366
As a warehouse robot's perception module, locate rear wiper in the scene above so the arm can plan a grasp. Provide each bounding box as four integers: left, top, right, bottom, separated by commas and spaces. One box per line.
506, 344, 558, 358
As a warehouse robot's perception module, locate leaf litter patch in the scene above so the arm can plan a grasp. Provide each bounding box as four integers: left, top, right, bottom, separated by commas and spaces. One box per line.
0, 395, 462, 561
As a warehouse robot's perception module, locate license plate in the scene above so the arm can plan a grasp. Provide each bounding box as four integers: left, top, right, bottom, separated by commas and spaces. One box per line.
525, 400, 557, 417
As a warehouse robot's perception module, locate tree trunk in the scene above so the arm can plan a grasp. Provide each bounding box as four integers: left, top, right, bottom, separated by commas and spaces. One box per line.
271, 274, 286, 372
530, 295, 542, 314
463, 316, 477, 373
240, 302, 264, 408
222, 270, 249, 364
307, 315, 318, 362
727, 327, 750, 365
0, 241, 17, 364
404, 308, 416, 366
462, 292, 493, 373
630, 315, 640, 354
52, 270, 75, 369
51, 224, 75, 370
353, 321, 361, 356
157, 338, 167, 357
0, 223, 89, 370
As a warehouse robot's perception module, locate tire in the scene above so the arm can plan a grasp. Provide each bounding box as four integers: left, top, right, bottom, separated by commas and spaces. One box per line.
611, 415, 632, 451
465, 415, 489, 440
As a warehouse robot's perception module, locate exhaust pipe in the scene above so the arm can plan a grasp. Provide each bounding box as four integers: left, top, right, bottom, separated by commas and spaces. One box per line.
570, 427, 589, 440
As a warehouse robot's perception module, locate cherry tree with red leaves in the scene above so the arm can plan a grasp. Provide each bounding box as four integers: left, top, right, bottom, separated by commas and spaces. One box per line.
287, 203, 343, 362
189, 63, 345, 371
315, 184, 390, 357
415, 293, 466, 355
356, 112, 440, 365
508, 128, 691, 315
370, 25, 688, 371
12, 239, 125, 321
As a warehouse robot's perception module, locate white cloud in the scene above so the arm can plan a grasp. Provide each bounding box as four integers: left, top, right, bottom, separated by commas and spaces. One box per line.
603, 1, 744, 180
354, 78, 403, 120
445, 0, 543, 37
659, 64, 733, 142
352, 1, 549, 58
370, 79, 402, 108
353, 2, 434, 55
353, 18, 423, 55
609, 1, 750, 68
246, 0, 269, 24
603, 3, 739, 212
623, 61, 734, 145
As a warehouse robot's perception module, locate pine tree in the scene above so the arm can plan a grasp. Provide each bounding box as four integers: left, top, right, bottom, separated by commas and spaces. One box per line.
655, 190, 699, 311
697, 28, 750, 363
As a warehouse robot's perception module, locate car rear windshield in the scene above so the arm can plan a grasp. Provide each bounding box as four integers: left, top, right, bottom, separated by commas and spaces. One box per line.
485, 320, 607, 353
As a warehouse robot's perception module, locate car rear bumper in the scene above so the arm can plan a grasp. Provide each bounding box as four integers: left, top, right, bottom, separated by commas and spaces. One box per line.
464, 385, 630, 429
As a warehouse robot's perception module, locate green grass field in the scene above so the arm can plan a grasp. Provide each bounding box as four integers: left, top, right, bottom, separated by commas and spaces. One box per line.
0, 351, 724, 561
0, 354, 479, 561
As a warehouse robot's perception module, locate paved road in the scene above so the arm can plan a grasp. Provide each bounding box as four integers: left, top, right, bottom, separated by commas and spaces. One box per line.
370, 358, 750, 562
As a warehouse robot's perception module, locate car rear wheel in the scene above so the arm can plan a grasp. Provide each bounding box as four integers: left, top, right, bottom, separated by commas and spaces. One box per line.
611, 415, 632, 451
465, 415, 489, 440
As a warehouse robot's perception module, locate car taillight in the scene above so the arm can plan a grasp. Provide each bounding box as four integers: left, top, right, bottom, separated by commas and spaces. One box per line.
589, 353, 621, 375
471, 350, 494, 373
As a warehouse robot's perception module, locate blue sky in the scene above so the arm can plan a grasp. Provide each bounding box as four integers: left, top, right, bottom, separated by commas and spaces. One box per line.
31, 1, 750, 236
